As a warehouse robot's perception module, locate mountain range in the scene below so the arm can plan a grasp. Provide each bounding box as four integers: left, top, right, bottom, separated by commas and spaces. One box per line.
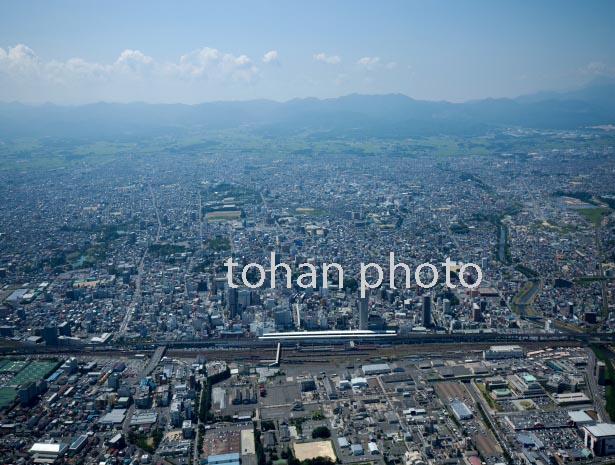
0, 78, 613, 139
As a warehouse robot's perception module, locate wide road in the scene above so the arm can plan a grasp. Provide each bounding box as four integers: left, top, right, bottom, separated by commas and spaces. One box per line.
119, 251, 146, 336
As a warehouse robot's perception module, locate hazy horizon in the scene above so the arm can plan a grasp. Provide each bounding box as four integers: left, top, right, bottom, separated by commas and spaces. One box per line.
1, 0, 614, 105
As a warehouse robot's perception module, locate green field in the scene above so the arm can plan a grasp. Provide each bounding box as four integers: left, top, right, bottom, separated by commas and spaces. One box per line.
0, 387, 17, 409
574, 207, 611, 226
0, 360, 60, 409
8, 361, 60, 387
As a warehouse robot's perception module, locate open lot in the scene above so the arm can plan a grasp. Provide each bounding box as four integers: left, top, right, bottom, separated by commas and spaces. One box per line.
293, 440, 336, 461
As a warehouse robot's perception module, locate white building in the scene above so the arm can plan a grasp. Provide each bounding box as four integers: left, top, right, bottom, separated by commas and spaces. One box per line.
583, 423, 615, 456
483, 345, 524, 360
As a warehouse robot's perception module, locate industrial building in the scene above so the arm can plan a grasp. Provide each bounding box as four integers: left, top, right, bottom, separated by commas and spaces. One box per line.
583, 423, 615, 456
450, 401, 473, 421
361, 363, 391, 376
29, 442, 69, 463
483, 345, 524, 360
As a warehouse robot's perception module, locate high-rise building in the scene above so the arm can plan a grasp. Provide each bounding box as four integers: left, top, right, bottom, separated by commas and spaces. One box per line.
358, 295, 369, 330
596, 361, 606, 386
42, 325, 58, 346
472, 302, 482, 322
442, 298, 451, 315
58, 321, 71, 337
422, 295, 432, 328
228, 287, 238, 318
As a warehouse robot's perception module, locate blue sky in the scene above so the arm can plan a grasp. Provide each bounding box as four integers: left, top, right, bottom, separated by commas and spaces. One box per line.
0, 0, 613, 104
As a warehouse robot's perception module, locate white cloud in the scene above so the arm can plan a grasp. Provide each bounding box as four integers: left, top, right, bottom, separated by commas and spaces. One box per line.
581, 61, 615, 77
262, 50, 279, 64
385, 61, 398, 70
46, 57, 110, 83
314, 52, 341, 65
0, 44, 260, 88
356, 56, 380, 70
174, 47, 258, 82
0, 44, 41, 77
115, 49, 154, 74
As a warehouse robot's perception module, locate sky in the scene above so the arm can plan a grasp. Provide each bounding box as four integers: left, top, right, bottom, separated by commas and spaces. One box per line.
0, 0, 614, 104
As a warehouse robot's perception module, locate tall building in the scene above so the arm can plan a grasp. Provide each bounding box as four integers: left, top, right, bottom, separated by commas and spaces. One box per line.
358, 294, 369, 330
422, 295, 432, 328
442, 298, 451, 315
58, 321, 71, 337
596, 361, 606, 386
42, 325, 58, 346
472, 302, 482, 322
228, 287, 238, 318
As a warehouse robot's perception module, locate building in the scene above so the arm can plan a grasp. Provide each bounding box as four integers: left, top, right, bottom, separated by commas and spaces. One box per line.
350, 377, 369, 388
442, 298, 451, 315
568, 411, 595, 427
42, 325, 58, 346
596, 361, 606, 386
323, 377, 337, 399
362, 363, 391, 376
483, 345, 524, 360
553, 392, 590, 405
29, 442, 69, 462
18, 382, 37, 406
351, 444, 364, 456
422, 294, 432, 328
228, 287, 239, 318
485, 376, 508, 391
508, 374, 544, 397
450, 401, 473, 421
69, 435, 88, 455
583, 423, 615, 456
58, 321, 72, 337
182, 420, 193, 439
358, 295, 369, 330
472, 302, 482, 322
208, 452, 241, 465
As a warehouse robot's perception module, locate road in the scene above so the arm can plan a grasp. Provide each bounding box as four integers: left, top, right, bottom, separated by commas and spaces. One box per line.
119, 185, 161, 336
468, 380, 515, 463
376, 376, 412, 454
119, 251, 146, 336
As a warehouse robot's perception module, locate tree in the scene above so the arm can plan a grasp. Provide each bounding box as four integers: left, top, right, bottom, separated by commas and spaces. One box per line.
311, 426, 331, 439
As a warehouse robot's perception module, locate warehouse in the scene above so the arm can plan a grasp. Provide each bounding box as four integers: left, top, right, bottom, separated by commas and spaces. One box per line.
583, 423, 615, 456
323, 377, 337, 399
368, 442, 380, 455
450, 401, 473, 421
483, 345, 524, 360
351, 377, 369, 388
361, 363, 391, 376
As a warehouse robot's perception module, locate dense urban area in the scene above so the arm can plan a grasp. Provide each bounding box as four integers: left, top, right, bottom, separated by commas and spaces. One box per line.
1, 126, 614, 465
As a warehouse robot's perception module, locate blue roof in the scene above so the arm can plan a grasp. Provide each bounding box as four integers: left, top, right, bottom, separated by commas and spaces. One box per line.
47, 370, 62, 382
208, 453, 241, 464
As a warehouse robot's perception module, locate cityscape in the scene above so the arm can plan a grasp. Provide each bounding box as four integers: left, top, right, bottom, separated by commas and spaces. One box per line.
1, 2, 615, 465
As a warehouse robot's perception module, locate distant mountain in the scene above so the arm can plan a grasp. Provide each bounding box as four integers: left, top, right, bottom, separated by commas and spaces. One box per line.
0, 79, 613, 139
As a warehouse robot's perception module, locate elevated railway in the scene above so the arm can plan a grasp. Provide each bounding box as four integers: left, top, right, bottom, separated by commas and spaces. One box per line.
0, 331, 611, 359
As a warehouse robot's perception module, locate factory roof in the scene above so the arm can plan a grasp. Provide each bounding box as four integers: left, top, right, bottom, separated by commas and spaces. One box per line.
584, 423, 615, 437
